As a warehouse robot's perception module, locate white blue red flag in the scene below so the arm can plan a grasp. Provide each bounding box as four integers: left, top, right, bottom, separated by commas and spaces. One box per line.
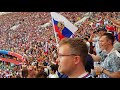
51, 12, 78, 40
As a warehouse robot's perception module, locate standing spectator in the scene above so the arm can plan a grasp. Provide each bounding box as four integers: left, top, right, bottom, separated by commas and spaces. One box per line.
85, 54, 94, 74
27, 66, 37, 78
56, 38, 93, 78
48, 64, 59, 78
89, 27, 107, 55
94, 33, 120, 78
84, 37, 90, 52
21, 68, 28, 78
108, 15, 120, 42
114, 39, 120, 53
35, 71, 48, 78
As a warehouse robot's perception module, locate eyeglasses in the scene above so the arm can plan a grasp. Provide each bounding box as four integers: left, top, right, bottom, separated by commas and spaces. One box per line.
57, 54, 80, 58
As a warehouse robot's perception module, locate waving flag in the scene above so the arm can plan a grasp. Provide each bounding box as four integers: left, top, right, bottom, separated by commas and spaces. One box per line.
44, 42, 48, 54
51, 12, 78, 40
0, 50, 25, 65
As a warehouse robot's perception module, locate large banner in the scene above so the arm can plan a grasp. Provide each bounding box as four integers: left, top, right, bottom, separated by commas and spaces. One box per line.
0, 50, 25, 65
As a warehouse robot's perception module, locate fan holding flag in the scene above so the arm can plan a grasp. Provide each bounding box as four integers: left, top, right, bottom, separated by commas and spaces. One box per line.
51, 12, 78, 43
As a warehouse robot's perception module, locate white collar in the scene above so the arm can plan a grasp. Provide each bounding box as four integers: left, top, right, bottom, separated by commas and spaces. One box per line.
115, 50, 120, 57
107, 48, 116, 56
77, 72, 89, 78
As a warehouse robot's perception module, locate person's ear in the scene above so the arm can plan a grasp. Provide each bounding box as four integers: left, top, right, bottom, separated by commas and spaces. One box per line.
108, 39, 112, 45
74, 56, 80, 65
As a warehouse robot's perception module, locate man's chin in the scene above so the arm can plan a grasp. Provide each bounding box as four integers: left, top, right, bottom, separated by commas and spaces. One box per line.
58, 67, 64, 73
58, 67, 62, 72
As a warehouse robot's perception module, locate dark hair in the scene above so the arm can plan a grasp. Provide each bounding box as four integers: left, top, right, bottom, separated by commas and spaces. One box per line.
85, 54, 94, 73
97, 27, 107, 32
43, 62, 48, 66
22, 68, 28, 78
59, 38, 88, 66
103, 33, 115, 45
93, 31, 97, 34
35, 71, 48, 78
16, 75, 21, 78
50, 64, 58, 73
84, 38, 88, 41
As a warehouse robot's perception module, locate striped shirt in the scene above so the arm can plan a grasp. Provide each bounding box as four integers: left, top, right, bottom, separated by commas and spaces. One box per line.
78, 72, 93, 78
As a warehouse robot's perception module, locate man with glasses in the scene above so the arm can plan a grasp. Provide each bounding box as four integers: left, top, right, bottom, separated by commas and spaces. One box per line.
56, 38, 93, 78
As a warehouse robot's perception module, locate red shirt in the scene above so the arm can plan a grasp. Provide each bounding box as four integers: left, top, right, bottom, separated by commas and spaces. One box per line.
106, 25, 115, 32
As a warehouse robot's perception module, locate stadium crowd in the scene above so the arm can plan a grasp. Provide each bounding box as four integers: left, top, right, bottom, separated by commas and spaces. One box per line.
0, 12, 120, 78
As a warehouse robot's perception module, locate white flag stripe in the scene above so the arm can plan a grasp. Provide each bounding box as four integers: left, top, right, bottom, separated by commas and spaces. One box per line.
51, 12, 78, 33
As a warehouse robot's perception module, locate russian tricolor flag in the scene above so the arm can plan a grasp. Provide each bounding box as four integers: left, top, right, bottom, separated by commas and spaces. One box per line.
51, 12, 78, 40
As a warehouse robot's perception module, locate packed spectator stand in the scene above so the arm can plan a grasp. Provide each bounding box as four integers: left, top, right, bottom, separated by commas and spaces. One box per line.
0, 12, 120, 78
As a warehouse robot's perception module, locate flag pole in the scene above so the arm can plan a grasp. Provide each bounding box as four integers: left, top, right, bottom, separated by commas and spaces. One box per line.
51, 18, 59, 47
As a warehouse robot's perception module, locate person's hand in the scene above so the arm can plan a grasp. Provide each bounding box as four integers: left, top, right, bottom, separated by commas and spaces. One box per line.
94, 66, 103, 75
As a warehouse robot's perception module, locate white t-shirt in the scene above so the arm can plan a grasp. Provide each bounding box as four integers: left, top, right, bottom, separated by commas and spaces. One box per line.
93, 36, 101, 55
44, 67, 49, 75
48, 73, 59, 78
96, 23, 100, 27
86, 41, 90, 52
104, 19, 108, 25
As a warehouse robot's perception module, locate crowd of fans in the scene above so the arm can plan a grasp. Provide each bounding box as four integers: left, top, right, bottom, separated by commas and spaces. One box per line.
0, 12, 120, 78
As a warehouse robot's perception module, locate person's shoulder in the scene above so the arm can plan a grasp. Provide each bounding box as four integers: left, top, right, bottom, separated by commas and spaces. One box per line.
85, 74, 94, 78
114, 50, 120, 58
114, 42, 120, 52
108, 50, 120, 62
54, 74, 59, 78
48, 74, 52, 78
110, 50, 120, 57
50, 74, 59, 78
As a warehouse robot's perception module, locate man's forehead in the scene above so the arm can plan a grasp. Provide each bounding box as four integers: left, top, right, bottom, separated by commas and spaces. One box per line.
59, 44, 70, 49
58, 44, 71, 52
100, 36, 107, 40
